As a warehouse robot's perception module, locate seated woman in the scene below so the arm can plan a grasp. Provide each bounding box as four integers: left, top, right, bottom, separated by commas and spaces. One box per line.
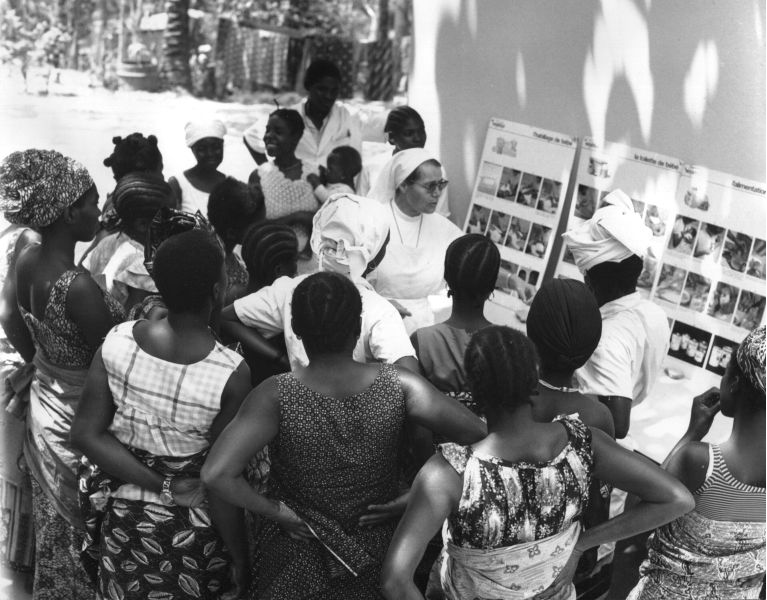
169, 118, 228, 214
207, 176, 265, 304
0, 149, 126, 599
202, 271, 487, 599
366, 106, 448, 215
368, 148, 462, 333
411, 233, 499, 416
71, 229, 252, 599
381, 326, 694, 600
221, 193, 418, 373
628, 325, 765, 600
84, 172, 175, 312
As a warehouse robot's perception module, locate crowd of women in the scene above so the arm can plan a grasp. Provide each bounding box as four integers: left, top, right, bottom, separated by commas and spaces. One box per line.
0, 56, 763, 600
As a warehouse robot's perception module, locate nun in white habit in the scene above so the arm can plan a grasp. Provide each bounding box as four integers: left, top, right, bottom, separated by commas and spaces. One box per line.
367, 148, 462, 334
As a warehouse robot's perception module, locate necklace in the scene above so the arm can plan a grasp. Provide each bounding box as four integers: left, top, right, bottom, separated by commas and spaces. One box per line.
390, 200, 423, 247
538, 378, 579, 393
277, 159, 301, 171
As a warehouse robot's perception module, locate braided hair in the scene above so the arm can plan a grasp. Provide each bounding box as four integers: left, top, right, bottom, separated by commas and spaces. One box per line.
103, 133, 163, 181
385, 106, 425, 136
241, 220, 298, 287
444, 233, 500, 303
465, 326, 539, 416
291, 272, 362, 355
269, 108, 305, 138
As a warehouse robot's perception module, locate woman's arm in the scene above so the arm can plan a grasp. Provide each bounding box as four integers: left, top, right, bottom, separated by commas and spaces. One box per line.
537, 427, 695, 600
398, 367, 487, 446
0, 231, 40, 362
71, 349, 167, 496
204, 362, 253, 595
167, 176, 182, 209
201, 378, 312, 539
380, 453, 462, 600
219, 305, 288, 368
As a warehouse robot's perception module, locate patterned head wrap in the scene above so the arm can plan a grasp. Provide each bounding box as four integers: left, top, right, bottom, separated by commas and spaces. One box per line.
562, 189, 653, 273
144, 207, 213, 275
736, 325, 766, 395
0, 149, 94, 227
310, 193, 390, 280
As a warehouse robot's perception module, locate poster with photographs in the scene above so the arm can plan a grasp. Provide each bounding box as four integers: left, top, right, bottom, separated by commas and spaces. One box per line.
464, 118, 577, 328
554, 138, 682, 288
658, 166, 767, 378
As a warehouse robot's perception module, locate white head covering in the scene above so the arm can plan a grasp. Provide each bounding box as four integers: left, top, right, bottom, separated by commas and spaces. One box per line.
311, 193, 390, 279
184, 119, 227, 147
368, 147, 440, 203
562, 189, 653, 273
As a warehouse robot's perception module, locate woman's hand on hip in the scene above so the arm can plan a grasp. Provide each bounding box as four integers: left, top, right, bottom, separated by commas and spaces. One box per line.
358, 490, 410, 527
274, 501, 314, 541
172, 477, 206, 508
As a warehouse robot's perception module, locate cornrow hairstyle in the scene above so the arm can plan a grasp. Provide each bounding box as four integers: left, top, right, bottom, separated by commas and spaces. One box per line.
241, 220, 298, 286
403, 159, 441, 186
586, 254, 644, 298
303, 58, 341, 90
103, 133, 163, 181
207, 176, 265, 242
328, 145, 362, 179
384, 106, 425, 135
291, 271, 362, 355
269, 108, 305, 138
465, 326, 539, 417
152, 229, 224, 313
444, 233, 501, 301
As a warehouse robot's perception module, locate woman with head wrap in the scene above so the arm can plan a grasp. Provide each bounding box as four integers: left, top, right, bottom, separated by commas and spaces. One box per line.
628, 324, 766, 600
168, 117, 228, 214
0, 149, 126, 599
83, 172, 175, 312
563, 189, 669, 441
366, 148, 462, 334
203, 271, 486, 600
220, 193, 418, 373
527, 278, 614, 436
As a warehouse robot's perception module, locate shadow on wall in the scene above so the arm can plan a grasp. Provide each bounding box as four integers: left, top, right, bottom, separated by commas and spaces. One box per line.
429, 0, 765, 226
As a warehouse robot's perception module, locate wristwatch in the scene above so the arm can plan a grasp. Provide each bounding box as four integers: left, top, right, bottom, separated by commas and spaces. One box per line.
160, 475, 175, 506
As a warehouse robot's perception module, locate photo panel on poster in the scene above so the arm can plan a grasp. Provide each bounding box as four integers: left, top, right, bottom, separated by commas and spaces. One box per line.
747, 239, 766, 279
668, 320, 713, 368
705, 334, 738, 376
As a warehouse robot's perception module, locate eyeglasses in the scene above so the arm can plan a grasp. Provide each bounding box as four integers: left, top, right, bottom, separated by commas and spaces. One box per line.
413, 179, 449, 195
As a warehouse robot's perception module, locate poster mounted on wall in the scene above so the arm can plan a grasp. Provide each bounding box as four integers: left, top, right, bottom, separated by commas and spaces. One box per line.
554, 137, 683, 289
659, 166, 766, 380
463, 118, 577, 328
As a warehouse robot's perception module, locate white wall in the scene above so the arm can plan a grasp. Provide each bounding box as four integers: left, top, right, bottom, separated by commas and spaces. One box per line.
409, 0, 766, 225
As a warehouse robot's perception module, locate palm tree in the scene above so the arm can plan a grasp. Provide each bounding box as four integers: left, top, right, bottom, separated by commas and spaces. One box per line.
161, 0, 190, 89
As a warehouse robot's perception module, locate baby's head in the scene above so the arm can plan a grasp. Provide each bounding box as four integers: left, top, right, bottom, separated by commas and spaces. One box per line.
325, 146, 362, 185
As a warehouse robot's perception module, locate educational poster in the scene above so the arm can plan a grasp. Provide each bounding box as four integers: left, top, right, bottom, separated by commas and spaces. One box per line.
656, 166, 766, 377
464, 118, 577, 325
554, 138, 682, 290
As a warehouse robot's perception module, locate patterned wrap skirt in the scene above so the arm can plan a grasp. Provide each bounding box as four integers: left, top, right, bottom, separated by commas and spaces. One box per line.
78, 448, 235, 600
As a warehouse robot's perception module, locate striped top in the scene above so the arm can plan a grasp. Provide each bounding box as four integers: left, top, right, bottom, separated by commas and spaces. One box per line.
694, 444, 765, 522
103, 320, 243, 457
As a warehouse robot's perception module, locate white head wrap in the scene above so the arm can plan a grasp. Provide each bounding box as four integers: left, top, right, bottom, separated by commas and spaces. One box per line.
368, 147, 441, 203
184, 119, 227, 147
311, 193, 390, 279
562, 189, 653, 273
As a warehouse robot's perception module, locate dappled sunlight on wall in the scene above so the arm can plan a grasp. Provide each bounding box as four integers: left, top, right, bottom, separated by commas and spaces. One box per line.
684, 41, 719, 130
516, 52, 527, 110
583, 0, 653, 145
